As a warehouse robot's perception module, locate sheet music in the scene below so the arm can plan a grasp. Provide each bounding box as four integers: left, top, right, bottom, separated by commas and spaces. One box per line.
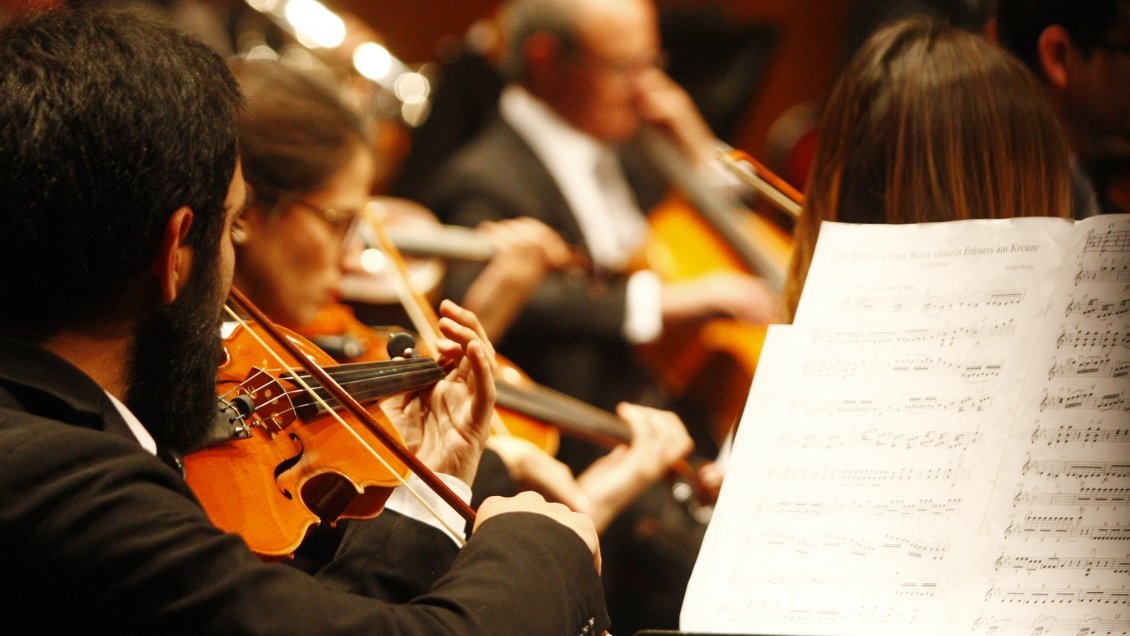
966, 215, 1130, 636
681, 216, 1130, 636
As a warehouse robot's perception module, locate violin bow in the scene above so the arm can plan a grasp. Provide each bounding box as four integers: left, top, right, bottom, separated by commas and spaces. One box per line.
224, 286, 476, 541
714, 146, 804, 217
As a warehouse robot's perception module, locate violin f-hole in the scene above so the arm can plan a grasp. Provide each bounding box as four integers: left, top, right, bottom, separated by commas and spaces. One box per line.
273, 432, 305, 500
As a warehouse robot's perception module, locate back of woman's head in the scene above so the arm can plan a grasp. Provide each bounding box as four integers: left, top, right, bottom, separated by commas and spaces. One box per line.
784, 17, 1072, 318
229, 58, 373, 202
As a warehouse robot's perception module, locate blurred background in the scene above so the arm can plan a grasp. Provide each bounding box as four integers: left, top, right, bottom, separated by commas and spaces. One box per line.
0, 0, 994, 193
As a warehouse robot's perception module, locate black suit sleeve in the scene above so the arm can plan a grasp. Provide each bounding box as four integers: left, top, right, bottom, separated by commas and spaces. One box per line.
0, 415, 610, 635
313, 510, 460, 602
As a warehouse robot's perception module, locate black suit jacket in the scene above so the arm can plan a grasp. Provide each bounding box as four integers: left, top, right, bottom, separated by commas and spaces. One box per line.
0, 337, 608, 634
422, 118, 669, 422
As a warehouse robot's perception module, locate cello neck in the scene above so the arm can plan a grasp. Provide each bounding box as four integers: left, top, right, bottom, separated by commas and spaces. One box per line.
637, 126, 789, 291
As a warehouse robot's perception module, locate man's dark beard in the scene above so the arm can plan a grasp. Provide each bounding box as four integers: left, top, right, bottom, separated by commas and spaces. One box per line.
126, 257, 226, 455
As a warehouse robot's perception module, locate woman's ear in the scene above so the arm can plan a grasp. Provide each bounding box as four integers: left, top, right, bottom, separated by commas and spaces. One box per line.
231, 215, 249, 244
231, 199, 272, 246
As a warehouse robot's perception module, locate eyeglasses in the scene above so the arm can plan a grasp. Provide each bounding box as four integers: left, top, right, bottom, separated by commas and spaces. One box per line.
285, 197, 360, 235
574, 49, 668, 78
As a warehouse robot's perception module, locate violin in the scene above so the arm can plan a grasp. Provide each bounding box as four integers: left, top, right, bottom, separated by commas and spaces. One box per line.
183, 289, 471, 558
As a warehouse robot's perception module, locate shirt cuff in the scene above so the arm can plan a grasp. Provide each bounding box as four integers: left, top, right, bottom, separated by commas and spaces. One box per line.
384, 472, 472, 546
623, 269, 663, 344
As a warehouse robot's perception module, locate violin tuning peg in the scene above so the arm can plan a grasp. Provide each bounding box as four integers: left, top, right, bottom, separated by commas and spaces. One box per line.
386, 332, 418, 359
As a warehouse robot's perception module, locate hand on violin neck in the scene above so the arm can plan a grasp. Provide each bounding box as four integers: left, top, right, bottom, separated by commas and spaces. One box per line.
574, 403, 694, 530
381, 301, 497, 485
432, 300, 499, 373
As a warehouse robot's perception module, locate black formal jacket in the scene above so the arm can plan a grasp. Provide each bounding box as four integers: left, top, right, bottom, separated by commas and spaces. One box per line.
422, 118, 669, 421
0, 337, 609, 634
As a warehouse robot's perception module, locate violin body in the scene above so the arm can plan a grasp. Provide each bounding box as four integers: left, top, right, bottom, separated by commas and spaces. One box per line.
184, 320, 411, 558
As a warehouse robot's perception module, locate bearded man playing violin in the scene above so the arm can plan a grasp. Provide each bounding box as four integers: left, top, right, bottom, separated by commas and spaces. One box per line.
0, 8, 608, 634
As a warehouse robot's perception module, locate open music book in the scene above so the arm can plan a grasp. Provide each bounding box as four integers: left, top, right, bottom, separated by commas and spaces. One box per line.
681, 214, 1130, 636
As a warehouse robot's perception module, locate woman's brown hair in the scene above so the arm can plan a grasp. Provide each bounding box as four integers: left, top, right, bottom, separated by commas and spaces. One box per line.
229, 58, 376, 203
783, 18, 1073, 319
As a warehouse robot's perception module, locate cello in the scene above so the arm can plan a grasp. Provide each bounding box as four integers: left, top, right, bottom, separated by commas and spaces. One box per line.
635, 130, 801, 445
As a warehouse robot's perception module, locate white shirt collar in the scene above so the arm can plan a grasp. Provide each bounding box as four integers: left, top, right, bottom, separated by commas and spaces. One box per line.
104, 390, 158, 456
499, 85, 647, 272
500, 84, 606, 173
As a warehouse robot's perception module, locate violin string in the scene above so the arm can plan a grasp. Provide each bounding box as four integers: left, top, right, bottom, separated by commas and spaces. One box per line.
226, 365, 441, 419
222, 307, 467, 546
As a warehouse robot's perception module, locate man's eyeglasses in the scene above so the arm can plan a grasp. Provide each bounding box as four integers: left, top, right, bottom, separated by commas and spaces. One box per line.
574, 49, 668, 78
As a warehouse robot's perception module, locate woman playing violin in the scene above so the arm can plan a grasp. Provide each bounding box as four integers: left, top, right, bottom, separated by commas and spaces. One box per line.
227, 57, 693, 546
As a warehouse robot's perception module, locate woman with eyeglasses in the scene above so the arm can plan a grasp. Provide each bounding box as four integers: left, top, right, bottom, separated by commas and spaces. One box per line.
228, 57, 693, 582
230, 59, 375, 329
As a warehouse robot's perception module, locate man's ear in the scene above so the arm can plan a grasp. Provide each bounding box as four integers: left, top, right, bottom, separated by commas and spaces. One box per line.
523, 32, 564, 82
982, 17, 999, 43
153, 206, 195, 305
1037, 25, 1073, 91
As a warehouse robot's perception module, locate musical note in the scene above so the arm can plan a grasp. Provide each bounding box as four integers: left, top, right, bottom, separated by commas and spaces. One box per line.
1075, 264, 1130, 284
1031, 424, 1130, 446
995, 555, 1130, 576
971, 614, 1130, 636
802, 355, 1005, 382
986, 586, 1130, 606
823, 320, 1017, 347
770, 464, 971, 482
844, 289, 1027, 314
1016, 514, 1130, 539
762, 530, 950, 560
1083, 227, 1130, 254
1012, 487, 1130, 506
1021, 460, 1130, 480
1047, 354, 1130, 380
768, 496, 963, 517
781, 427, 984, 451
1055, 329, 1130, 350
1039, 389, 1130, 412
1064, 296, 1130, 321
799, 394, 993, 417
